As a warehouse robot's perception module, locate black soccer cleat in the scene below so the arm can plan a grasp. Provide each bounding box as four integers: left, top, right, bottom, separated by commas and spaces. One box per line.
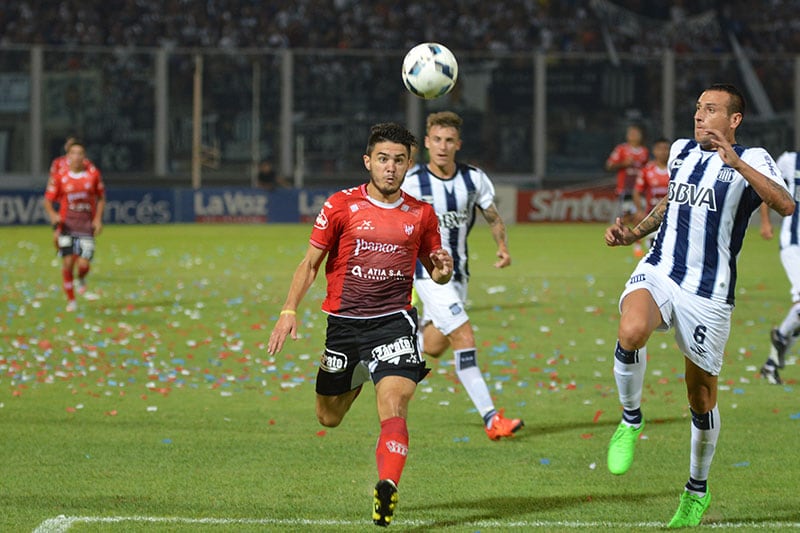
372, 479, 398, 527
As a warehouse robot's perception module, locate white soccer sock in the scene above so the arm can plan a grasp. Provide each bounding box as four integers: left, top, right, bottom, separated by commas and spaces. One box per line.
613, 342, 647, 413
454, 348, 495, 422
689, 404, 720, 486
779, 302, 800, 340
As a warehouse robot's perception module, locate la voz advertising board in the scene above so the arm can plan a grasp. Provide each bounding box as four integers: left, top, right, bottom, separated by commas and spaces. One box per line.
0, 188, 339, 225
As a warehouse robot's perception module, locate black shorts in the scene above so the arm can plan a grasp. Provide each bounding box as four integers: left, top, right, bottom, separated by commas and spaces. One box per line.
315, 308, 429, 396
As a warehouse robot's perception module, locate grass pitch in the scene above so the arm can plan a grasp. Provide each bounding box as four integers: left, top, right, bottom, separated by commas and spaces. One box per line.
1, 223, 798, 532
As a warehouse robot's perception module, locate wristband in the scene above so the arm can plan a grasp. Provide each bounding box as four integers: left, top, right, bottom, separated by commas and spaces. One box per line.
280, 310, 296, 316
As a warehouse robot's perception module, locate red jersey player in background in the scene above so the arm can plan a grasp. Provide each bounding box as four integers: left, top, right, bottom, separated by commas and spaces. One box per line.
633, 137, 671, 252
43, 139, 106, 312
606, 124, 649, 255
268, 123, 453, 528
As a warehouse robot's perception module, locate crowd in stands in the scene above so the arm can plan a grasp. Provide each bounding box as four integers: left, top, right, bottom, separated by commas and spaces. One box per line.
1, 0, 797, 54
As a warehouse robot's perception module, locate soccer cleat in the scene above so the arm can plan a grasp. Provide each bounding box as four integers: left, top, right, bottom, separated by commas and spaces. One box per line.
770, 328, 788, 368
485, 409, 524, 441
607, 420, 644, 475
372, 479, 398, 527
760, 362, 783, 385
65, 300, 77, 313
667, 490, 711, 528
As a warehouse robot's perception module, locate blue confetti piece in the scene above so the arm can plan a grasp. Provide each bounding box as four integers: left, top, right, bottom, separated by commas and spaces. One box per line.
540, 458, 550, 465
733, 461, 749, 467
732, 388, 745, 395
162, 438, 172, 444
789, 412, 800, 420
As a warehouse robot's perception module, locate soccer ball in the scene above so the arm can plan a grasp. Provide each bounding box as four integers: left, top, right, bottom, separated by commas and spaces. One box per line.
401, 42, 458, 99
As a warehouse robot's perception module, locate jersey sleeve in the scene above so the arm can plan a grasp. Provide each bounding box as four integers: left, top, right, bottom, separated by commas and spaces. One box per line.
606, 144, 623, 166
743, 148, 786, 189
418, 203, 443, 259
309, 194, 344, 250
44, 175, 60, 202
475, 169, 497, 210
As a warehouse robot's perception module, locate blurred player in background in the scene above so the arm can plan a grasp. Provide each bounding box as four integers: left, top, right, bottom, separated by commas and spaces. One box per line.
758, 149, 800, 385
603, 84, 794, 528
268, 123, 453, 528
402, 111, 523, 441
632, 137, 671, 252
606, 124, 650, 256
43, 139, 105, 312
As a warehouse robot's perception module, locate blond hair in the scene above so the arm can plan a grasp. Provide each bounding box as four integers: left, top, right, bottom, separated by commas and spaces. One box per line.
426, 111, 462, 134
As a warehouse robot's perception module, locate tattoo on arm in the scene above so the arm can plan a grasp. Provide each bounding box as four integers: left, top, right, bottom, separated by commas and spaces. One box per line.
483, 205, 507, 245
764, 179, 793, 211
632, 198, 667, 240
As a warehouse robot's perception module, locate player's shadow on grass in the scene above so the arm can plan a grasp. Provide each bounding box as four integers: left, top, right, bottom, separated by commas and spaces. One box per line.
404, 490, 671, 530
532, 415, 685, 437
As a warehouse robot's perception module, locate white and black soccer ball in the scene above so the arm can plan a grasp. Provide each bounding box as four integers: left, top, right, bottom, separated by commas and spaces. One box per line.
401, 42, 458, 100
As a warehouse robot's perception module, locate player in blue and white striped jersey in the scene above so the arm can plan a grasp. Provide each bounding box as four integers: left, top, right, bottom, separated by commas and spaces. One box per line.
603, 84, 794, 528
758, 150, 800, 384
402, 111, 523, 441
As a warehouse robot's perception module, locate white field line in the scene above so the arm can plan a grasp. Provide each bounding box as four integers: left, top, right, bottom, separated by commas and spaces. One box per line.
33, 515, 800, 532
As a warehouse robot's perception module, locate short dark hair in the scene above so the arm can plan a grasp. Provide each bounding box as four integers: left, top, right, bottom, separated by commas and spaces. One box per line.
365, 122, 417, 156
707, 83, 746, 116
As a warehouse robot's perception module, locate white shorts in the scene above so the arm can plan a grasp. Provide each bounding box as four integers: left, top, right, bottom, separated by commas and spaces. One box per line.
619, 262, 733, 375
414, 276, 469, 335
780, 245, 800, 302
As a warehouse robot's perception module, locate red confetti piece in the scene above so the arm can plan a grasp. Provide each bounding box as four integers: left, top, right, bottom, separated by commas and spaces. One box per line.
269, 419, 276, 425
592, 410, 604, 423
105, 410, 118, 416
316, 430, 327, 437
581, 433, 593, 439
66, 406, 76, 413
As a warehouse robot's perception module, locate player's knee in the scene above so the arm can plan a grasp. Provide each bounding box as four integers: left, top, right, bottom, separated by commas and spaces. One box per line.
316, 409, 344, 428
617, 320, 650, 350
686, 389, 715, 414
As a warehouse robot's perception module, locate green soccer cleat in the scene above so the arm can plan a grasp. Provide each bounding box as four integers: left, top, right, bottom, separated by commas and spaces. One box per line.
607, 420, 644, 475
667, 490, 711, 528
372, 479, 398, 527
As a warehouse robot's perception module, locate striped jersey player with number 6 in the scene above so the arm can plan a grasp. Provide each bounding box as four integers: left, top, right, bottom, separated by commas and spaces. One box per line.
268, 123, 453, 528
603, 84, 794, 528
43, 139, 105, 313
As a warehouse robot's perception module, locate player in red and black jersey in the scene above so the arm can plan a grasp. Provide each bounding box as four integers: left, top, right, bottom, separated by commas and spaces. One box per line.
43, 139, 105, 312
268, 123, 452, 528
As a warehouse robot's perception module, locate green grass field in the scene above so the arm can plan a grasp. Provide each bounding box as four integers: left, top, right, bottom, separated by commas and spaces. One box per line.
1, 223, 798, 532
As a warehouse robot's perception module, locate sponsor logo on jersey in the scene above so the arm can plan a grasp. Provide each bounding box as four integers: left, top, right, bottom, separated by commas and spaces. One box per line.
404, 223, 414, 235
449, 303, 462, 315
350, 265, 406, 280
438, 210, 469, 229
314, 210, 329, 230
668, 182, 717, 211
353, 238, 400, 256
371, 336, 417, 365
357, 219, 374, 231
320, 350, 347, 373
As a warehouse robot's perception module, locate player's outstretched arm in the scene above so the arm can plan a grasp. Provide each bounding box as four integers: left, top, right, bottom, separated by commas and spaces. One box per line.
605, 196, 668, 247
481, 203, 511, 268
268, 244, 326, 355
